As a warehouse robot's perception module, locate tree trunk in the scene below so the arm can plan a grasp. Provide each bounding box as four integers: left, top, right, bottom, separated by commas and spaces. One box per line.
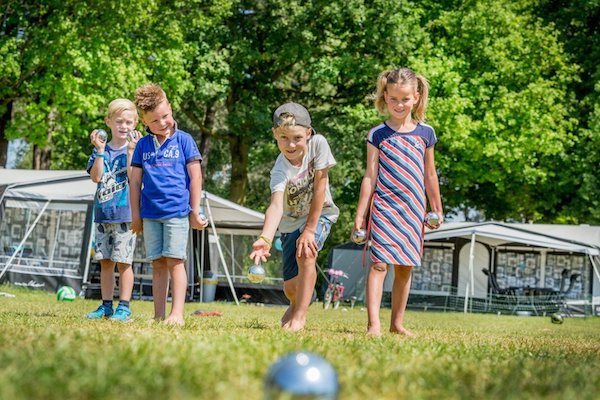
0, 101, 13, 168
199, 104, 217, 181
228, 134, 249, 205
33, 108, 56, 170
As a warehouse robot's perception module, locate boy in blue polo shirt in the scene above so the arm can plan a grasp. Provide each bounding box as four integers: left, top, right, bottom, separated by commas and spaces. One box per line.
130, 83, 208, 325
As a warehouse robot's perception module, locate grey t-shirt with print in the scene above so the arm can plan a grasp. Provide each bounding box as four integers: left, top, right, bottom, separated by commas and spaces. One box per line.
270, 134, 339, 233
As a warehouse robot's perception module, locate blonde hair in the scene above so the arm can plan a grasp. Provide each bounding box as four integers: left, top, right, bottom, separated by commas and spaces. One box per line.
373, 68, 429, 122
275, 113, 298, 128
107, 98, 137, 119
134, 83, 168, 113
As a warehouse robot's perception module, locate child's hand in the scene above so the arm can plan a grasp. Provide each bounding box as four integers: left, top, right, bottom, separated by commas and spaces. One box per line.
131, 218, 143, 234
127, 130, 142, 152
296, 231, 317, 258
90, 129, 106, 152
250, 239, 271, 264
189, 212, 208, 230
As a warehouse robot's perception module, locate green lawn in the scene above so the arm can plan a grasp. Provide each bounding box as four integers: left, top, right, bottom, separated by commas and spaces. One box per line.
1, 284, 599, 400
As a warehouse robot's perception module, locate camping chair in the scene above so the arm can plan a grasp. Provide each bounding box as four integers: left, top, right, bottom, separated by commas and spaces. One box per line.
559, 268, 570, 293
556, 273, 581, 317
482, 268, 515, 312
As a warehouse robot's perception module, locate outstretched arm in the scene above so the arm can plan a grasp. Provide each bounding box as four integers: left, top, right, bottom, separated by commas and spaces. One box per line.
250, 191, 284, 265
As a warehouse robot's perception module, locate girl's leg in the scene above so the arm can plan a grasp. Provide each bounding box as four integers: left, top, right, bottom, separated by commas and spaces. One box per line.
366, 262, 388, 336
116, 262, 134, 302
152, 257, 169, 320
286, 254, 317, 332
100, 259, 116, 302
390, 265, 414, 336
281, 279, 297, 327
164, 257, 187, 325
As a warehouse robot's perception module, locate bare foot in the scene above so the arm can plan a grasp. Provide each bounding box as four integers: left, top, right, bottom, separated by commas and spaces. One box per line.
366, 326, 381, 337
283, 318, 305, 332
390, 326, 415, 337
281, 306, 293, 327
163, 316, 185, 326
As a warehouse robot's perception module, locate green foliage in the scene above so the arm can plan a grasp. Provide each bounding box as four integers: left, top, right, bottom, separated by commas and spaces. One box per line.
1, 0, 598, 225
1, 286, 600, 400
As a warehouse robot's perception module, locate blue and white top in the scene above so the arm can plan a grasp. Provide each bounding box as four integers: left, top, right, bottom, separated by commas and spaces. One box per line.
131, 128, 202, 219
87, 144, 132, 223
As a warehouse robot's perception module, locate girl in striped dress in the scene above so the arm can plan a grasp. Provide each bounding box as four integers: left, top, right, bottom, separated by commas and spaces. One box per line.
353, 68, 443, 336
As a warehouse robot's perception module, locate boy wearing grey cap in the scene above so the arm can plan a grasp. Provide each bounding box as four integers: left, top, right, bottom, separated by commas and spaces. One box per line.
250, 102, 339, 332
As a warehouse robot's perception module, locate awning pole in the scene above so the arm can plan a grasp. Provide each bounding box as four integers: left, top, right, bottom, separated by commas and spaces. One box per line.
464, 233, 476, 313
0, 200, 50, 280
205, 194, 239, 305
589, 254, 600, 284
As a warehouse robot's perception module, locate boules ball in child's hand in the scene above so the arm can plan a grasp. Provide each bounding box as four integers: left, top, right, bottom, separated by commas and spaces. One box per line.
96, 129, 108, 143
247, 264, 266, 283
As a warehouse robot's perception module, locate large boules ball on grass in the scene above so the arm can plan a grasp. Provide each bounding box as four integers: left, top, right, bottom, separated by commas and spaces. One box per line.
247, 264, 266, 283
550, 313, 564, 324
264, 351, 339, 400
56, 286, 77, 301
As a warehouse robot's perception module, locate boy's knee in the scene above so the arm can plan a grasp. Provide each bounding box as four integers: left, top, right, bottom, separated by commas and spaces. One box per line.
371, 263, 387, 273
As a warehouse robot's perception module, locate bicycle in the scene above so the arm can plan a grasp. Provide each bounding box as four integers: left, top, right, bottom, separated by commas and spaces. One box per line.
323, 268, 348, 310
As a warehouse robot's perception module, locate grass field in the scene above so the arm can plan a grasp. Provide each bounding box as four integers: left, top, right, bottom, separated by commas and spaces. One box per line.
1, 284, 599, 400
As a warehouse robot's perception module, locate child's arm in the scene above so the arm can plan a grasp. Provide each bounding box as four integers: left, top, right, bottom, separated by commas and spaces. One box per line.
129, 166, 143, 234
187, 160, 208, 230
296, 168, 329, 258
126, 130, 141, 181
424, 146, 443, 227
89, 129, 106, 183
249, 191, 284, 265
353, 144, 380, 232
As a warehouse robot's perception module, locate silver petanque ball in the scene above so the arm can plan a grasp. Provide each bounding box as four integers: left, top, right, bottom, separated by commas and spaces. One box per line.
264, 351, 339, 400
425, 212, 440, 228
127, 130, 136, 142
351, 229, 367, 245
248, 264, 266, 283
551, 313, 564, 324
96, 129, 108, 143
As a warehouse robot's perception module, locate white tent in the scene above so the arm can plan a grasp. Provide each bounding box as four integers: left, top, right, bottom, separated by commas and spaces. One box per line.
0, 169, 264, 303
424, 222, 600, 312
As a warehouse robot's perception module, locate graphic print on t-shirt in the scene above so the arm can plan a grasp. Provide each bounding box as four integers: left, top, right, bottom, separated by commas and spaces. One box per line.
286, 159, 315, 218
97, 154, 128, 205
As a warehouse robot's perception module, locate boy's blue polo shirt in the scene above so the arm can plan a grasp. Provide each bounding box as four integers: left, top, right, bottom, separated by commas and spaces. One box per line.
131, 129, 202, 219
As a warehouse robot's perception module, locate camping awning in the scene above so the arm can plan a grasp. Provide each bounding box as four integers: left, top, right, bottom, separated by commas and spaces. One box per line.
425, 222, 600, 256
1, 169, 264, 233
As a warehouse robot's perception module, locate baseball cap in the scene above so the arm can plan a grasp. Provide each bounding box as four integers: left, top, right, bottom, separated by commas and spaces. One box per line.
272, 102, 312, 129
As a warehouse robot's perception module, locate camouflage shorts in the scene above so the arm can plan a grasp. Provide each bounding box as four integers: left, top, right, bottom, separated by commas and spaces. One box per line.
94, 222, 136, 264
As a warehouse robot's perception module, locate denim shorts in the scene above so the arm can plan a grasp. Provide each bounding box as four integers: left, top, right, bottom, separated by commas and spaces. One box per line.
143, 217, 189, 261
94, 222, 136, 264
281, 217, 332, 281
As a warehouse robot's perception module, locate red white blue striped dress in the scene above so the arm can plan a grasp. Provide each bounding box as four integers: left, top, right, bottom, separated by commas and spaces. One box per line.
367, 122, 437, 267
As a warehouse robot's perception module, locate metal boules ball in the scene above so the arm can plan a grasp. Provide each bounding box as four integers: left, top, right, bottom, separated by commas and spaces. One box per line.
424, 211, 440, 228
551, 313, 564, 324
247, 264, 266, 284
351, 229, 367, 245
264, 352, 339, 400
96, 129, 108, 143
